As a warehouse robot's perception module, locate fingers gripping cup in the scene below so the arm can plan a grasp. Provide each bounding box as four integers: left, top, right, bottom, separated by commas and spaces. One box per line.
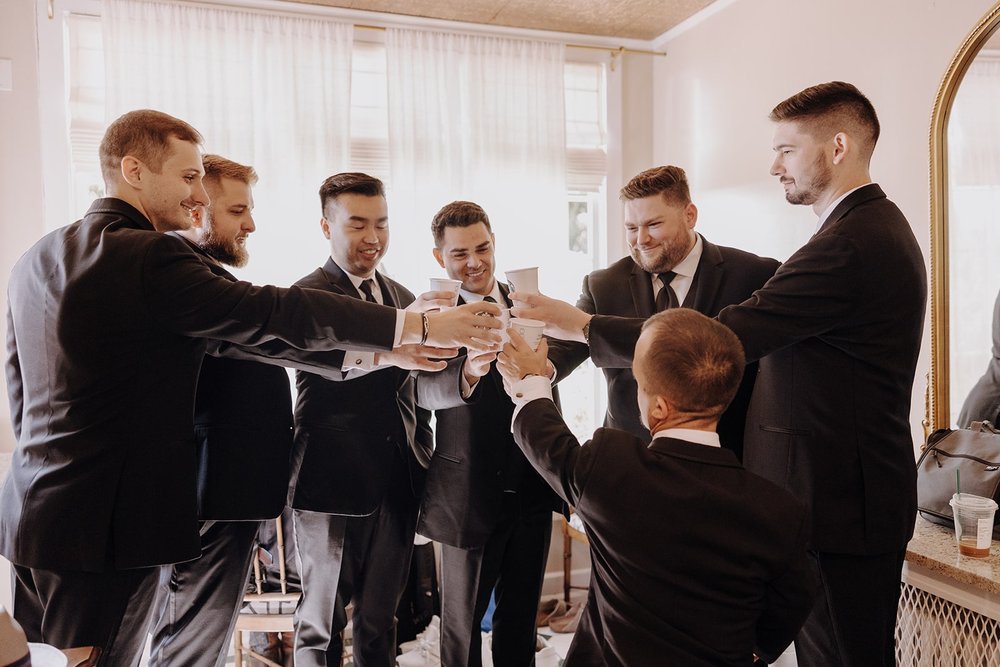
949, 493, 998, 558
429, 277, 463, 309
510, 318, 545, 351
505, 267, 539, 306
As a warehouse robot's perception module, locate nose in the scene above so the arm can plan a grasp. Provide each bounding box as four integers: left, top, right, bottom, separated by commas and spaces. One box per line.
245, 214, 256, 234
636, 225, 651, 245
192, 177, 210, 207
770, 155, 783, 177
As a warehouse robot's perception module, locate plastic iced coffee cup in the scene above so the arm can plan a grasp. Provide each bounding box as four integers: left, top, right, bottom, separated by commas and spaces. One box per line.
949, 493, 998, 558
428, 277, 462, 309
509, 318, 545, 351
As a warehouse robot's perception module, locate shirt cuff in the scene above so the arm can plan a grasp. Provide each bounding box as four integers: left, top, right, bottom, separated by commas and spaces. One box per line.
392, 310, 406, 348
342, 350, 377, 371
510, 375, 554, 423
460, 371, 480, 399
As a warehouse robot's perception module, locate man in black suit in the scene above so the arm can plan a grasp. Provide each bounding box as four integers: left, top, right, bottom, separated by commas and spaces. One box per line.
147, 155, 292, 666
518, 166, 778, 458
496, 308, 815, 666
416, 201, 562, 667
0, 110, 498, 664
290, 173, 439, 667
716, 82, 927, 666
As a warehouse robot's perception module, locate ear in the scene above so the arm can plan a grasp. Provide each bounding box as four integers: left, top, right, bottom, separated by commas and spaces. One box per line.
432, 246, 445, 269
319, 217, 332, 240
120, 155, 144, 189
684, 202, 698, 229
649, 393, 672, 424
831, 132, 849, 166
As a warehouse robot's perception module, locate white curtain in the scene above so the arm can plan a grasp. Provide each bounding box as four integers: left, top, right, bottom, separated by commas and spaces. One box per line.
384, 28, 573, 297
947, 54, 1000, 424
102, 0, 354, 287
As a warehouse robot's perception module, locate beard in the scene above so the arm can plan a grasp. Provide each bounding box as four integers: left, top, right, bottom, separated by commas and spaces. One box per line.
199, 223, 249, 267
629, 228, 693, 274
784, 153, 832, 206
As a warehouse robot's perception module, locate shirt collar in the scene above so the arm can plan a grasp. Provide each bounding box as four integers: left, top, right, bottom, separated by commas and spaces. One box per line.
332, 258, 376, 291
459, 278, 502, 304
650, 427, 721, 448
815, 183, 871, 231
671, 233, 703, 279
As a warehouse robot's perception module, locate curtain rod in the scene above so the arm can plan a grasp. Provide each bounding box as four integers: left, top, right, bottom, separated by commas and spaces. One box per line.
353, 23, 665, 57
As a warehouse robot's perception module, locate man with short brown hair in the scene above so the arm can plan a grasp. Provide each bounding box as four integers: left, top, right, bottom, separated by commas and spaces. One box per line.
495, 308, 815, 666
521, 164, 778, 460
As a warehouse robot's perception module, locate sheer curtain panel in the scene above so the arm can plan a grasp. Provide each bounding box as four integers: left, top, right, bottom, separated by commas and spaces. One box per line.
101, 0, 354, 286
384, 28, 568, 294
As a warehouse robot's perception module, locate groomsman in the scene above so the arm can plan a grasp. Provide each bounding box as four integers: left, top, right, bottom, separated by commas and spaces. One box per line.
416, 201, 563, 667
290, 173, 451, 667
148, 155, 293, 666
522, 166, 778, 459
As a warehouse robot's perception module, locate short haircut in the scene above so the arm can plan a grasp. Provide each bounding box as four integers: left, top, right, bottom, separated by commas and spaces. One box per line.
639, 309, 745, 417
202, 154, 258, 189
99, 109, 203, 185
431, 201, 493, 247
318, 172, 385, 215
619, 165, 692, 206
769, 81, 880, 155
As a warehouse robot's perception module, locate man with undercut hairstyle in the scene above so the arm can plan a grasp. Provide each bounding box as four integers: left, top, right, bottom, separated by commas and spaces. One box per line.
496, 309, 815, 666
1, 109, 498, 664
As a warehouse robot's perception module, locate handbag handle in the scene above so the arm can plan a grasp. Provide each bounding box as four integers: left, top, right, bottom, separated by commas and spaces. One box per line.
971, 420, 1000, 434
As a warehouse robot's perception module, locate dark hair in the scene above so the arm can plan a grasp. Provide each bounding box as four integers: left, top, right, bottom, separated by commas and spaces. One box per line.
769, 81, 880, 152
619, 165, 692, 206
431, 201, 492, 247
99, 109, 203, 184
639, 309, 745, 417
202, 154, 258, 188
319, 172, 385, 215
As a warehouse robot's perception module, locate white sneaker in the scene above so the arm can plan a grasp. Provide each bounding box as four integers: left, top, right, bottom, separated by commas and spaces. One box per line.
399, 616, 441, 653
396, 637, 441, 667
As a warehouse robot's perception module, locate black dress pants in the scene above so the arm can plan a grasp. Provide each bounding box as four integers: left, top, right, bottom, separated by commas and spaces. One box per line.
439, 497, 552, 667
12, 563, 159, 666
148, 519, 261, 667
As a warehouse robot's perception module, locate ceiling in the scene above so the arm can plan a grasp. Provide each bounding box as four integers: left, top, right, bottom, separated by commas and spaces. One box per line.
287, 0, 717, 41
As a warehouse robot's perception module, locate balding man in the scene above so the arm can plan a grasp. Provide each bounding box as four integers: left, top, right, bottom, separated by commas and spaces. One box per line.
496, 309, 815, 666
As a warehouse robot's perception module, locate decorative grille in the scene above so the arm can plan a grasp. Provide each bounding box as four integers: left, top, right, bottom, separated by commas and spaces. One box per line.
896, 581, 1000, 666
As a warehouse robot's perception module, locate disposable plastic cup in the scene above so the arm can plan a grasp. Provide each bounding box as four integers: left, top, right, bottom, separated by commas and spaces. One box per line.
428, 277, 462, 309
949, 493, 998, 558
509, 318, 545, 351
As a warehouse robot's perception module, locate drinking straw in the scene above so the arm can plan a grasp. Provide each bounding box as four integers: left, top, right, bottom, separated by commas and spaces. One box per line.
956, 469, 961, 497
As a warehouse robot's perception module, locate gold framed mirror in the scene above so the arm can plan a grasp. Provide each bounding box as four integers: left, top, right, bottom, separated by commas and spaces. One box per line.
929, 0, 1000, 432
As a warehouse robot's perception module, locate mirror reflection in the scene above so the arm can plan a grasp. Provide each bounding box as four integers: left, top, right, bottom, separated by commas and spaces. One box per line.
948, 27, 1000, 427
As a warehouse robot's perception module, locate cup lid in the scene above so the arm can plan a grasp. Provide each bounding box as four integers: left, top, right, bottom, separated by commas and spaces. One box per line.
949, 493, 999, 510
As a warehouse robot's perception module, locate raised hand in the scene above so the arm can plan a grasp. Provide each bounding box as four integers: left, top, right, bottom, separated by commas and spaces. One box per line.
421, 301, 502, 348
407, 290, 458, 313
497, 329, 550, 382
508, 292, 591, 343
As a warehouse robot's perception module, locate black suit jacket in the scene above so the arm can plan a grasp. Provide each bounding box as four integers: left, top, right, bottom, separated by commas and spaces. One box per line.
416, 285, 562, 549
288, 258, 432, 516
1, 198, 398, 572
173, 237, 294, 522
718, 184, 927, 555
547, 236, 778, 458
512, 398, 815, 666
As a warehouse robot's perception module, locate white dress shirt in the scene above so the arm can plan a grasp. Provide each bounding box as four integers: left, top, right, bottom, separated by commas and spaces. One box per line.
651, 233, 704, 307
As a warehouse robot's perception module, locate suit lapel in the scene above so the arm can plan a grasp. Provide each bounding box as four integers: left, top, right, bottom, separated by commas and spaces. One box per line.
630, 263, 656, 317
375, 272, 399, 308
687, 236, 724, 313
320, 257, 359, 297
818, 183, 886, 234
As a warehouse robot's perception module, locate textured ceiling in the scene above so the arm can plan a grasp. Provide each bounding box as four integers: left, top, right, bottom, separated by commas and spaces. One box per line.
288, 0, 717, 41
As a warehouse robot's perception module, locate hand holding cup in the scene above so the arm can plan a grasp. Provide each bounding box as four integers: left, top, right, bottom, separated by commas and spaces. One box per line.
508, 291, 592, 343
497, 328, 550, 382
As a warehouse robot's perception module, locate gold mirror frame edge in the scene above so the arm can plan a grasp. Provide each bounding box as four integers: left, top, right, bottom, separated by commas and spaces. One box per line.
928, 1, 1000, 435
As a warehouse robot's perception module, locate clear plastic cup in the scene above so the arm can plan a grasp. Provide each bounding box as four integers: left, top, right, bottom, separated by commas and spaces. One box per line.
949, 493, 998, 558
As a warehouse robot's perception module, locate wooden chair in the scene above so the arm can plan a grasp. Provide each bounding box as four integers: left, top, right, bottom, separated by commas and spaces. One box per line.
562, 513, 589, 603
232, 515, 301, 667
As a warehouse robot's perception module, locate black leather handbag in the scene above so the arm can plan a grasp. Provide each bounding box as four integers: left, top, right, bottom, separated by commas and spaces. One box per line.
916, 421, 1000, 538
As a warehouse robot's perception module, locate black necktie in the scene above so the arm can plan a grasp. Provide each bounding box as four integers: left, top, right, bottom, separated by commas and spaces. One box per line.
359, 278, 377, 303
483, 296, 496, 304
655, 272, 679, 311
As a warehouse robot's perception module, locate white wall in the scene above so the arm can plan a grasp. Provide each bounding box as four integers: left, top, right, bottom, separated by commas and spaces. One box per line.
0, 0, 46, 454
652, 0, 998, 447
